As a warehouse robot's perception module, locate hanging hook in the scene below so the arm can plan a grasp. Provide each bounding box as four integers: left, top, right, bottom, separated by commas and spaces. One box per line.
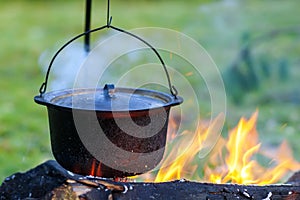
108, 16, 113, 27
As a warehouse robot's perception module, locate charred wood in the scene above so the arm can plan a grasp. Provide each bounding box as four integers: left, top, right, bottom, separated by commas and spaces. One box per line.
0, 160, 300, 200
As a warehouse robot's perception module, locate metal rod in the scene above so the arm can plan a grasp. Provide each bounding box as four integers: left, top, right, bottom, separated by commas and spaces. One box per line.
107, 0, 110, 26
84, 0, 92, 52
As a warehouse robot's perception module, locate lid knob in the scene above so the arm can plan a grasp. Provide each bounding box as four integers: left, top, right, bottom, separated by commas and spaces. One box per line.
103, 84, 115, 98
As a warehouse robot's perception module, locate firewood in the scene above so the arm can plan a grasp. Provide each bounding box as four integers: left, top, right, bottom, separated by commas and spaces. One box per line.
1, 160, 300, 200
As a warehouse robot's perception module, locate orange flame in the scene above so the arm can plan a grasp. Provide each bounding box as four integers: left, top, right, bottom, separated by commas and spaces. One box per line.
139, 111, 300, 184
90, 159, 102, 177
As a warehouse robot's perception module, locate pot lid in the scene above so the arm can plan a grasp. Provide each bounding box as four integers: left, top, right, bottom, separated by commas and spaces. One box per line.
35, 84, 183, 112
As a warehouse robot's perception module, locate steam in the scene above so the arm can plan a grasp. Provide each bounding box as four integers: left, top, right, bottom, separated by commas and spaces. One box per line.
38, 33, 143, 91
39, 42, 86, 91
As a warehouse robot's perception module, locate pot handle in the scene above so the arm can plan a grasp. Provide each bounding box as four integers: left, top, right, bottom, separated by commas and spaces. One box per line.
38, 22, 178, 98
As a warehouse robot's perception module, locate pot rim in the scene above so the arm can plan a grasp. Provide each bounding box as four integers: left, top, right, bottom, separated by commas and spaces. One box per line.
34, 87, 183, 113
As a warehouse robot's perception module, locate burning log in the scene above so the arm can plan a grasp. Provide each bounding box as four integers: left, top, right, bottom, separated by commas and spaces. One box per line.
1, 160, 300, 200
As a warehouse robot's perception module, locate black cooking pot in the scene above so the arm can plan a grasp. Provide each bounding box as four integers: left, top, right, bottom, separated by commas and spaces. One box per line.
34, 25, 183, 178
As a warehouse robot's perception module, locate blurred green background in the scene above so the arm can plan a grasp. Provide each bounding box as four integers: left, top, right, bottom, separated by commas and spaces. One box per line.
0, 0, 300, 182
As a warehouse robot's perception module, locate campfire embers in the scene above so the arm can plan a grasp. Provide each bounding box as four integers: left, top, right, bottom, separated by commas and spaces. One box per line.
1, 160, 300, 199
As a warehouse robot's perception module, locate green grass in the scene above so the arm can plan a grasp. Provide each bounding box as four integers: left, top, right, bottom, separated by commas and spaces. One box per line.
0, 0, 300, 182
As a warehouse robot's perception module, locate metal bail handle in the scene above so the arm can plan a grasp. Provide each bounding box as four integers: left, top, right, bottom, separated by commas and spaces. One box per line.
38, 1, 178, 98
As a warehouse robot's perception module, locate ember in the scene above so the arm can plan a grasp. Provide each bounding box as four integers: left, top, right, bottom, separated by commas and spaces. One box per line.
138, 111, 300, 185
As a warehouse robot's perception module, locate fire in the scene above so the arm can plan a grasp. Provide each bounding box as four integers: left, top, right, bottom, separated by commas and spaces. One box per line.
90, 159, 102, 177
209, 111, 262, 184
139, 111, 300, 184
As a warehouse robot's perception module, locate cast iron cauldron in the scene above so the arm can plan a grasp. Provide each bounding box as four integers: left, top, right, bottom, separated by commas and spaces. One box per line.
34, 25, 183, 178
